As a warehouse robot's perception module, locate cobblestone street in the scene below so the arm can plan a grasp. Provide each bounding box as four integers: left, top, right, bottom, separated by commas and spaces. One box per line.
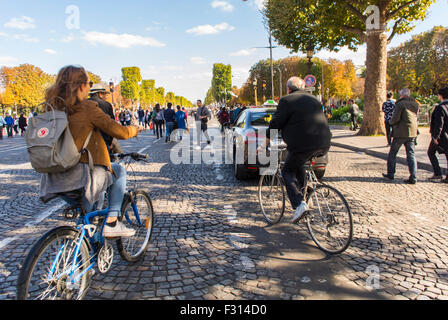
1, 121, 447, 300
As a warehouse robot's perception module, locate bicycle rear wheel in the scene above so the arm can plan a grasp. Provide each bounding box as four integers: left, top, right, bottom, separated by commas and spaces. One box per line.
258, 173, 286, 224
17, 227, 91, 300
117, 190, 154, 263
305, 184, 353, 255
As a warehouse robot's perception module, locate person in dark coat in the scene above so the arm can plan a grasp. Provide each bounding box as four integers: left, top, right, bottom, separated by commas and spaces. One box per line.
89, 84, 116, 152
264, 77, 332, 223
428, 87, 448, 183
18, 114, 27, 136
383, 88, 419, 184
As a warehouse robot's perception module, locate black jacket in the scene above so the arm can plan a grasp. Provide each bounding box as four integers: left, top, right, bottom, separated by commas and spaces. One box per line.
89, 95, 115, 148
430, 101, 448, 150
268, 89, 332, 153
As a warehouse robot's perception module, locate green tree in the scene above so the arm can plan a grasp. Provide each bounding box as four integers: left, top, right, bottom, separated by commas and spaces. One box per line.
156, 87, 165, 106
166, 92, 176, 105
141, 79, 156, 108
120, 67, 142, 105
264, 0, 436, 135
0, 64, 54, 108
211, 63, 232, 103
388, 26, 448, 95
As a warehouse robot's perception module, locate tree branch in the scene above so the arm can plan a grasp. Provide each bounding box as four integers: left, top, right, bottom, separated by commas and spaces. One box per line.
386, 0, 419, 20
341, 26, 366, 42
387, 18, 403, 43
341, 1, 367, 24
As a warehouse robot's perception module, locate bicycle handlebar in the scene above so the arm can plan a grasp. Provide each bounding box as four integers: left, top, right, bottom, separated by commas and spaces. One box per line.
111, 152, 149, 162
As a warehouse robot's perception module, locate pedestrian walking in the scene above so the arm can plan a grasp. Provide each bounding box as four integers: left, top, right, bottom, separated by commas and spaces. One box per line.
138, 107, 145, 126
125, 110, 131, 126
348, 99, 359, 131
119, 110, 126, 126
154, 104, 165, 139
382, 92, 396, 146
218, 107, 230, 133
195, 100, 211, 149
18, 114, 27, 136
164, 103, 176, 143
0, 113, 6, 140
383, 88, 419, 184
5, 113, 14, 138
428, 87, 448, 183
13, 114, 19, 135
175, 105, 187, 141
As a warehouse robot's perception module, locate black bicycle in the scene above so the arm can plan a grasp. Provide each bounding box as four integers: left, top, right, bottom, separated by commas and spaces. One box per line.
258, 146, 353, 255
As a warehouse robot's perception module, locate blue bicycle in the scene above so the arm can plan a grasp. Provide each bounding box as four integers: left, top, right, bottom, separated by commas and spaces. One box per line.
16, 153, 154, 300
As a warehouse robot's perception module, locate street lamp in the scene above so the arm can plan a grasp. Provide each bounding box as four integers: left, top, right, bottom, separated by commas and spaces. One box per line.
277, 66, 287, 98
253, 78, 258, 106
306, 44, 314, 75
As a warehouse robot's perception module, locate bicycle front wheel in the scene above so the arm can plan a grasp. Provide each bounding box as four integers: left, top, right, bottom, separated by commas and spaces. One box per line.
305, 184, 353, 255
258, 173, 286, 224
117, 190, 154, 263
17, 227, 91, 300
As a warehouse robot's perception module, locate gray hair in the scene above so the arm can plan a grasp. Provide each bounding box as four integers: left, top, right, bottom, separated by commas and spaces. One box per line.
287, 77, 306, 91
400, 88, 411, 97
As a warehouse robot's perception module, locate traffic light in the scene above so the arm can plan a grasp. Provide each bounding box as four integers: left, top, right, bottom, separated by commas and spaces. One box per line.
262, 80, 267, 89
109, 82, 115, 93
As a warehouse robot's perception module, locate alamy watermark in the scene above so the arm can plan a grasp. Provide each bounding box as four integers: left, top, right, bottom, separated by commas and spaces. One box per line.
169, 124, 279, 172
65, 5, 80, 30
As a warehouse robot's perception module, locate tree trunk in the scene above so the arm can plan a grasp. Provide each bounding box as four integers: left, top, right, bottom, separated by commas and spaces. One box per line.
359, 28, 388, 136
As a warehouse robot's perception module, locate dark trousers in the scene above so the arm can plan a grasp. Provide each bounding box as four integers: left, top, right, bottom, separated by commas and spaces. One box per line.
385, 120, 392, 145
428, 140, 448, 177
7, 125, 13, 137
351, 114, 358, 130
155, 120, 164, 139
281, 148, 329, 210
0, 126, 3, 139
387, 138, 417, 181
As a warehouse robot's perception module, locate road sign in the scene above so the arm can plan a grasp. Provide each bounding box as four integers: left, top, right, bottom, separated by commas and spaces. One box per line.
304, 75, 317, 88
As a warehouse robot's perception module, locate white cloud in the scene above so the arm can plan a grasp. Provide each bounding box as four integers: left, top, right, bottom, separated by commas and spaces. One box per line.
211, 1, 234, 12
186, 22, 234, 36
61, 35, 75, 43
12, 34, 39, 43
44, 49, 57, 55
83, 31, 166, 48
4, 16, 36, 30
230, 48, 257, 56
0, 56, 18, 67
190, 57, 207, 65
252, 0, 267, 10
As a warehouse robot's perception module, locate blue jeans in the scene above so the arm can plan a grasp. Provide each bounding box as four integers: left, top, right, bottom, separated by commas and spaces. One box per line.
387, 138, 417, 181
166, 122, 175, 141
82, 163, 127, 218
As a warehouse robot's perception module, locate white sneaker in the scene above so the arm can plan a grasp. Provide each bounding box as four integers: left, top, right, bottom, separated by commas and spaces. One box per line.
194, 145, 201, 150
103, 221, 136, 238
292, 201, 309, 224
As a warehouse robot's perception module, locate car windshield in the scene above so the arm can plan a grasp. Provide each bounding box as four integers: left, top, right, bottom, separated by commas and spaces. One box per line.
251, 111, 276, 126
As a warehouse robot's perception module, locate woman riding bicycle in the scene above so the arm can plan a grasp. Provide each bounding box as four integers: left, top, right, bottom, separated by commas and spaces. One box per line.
39, 65, 144, 238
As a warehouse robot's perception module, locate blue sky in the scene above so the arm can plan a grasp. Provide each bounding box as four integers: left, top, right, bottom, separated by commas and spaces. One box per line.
0, 0, 447, 102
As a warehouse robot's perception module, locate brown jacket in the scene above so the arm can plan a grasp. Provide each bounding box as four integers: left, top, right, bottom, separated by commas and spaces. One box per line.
68, 100, 138, 170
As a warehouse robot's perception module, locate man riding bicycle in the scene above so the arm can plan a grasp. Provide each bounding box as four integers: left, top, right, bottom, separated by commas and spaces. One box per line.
261, 77, 332, 223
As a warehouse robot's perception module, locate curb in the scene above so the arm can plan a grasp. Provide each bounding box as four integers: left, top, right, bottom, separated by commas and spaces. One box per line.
331, 141, 444, 175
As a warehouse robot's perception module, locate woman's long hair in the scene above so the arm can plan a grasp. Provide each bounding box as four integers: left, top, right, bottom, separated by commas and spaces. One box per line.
45, 65, 89, 114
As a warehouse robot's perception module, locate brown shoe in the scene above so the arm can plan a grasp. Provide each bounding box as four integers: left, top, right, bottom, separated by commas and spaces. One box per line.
428, 175, 443, 181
